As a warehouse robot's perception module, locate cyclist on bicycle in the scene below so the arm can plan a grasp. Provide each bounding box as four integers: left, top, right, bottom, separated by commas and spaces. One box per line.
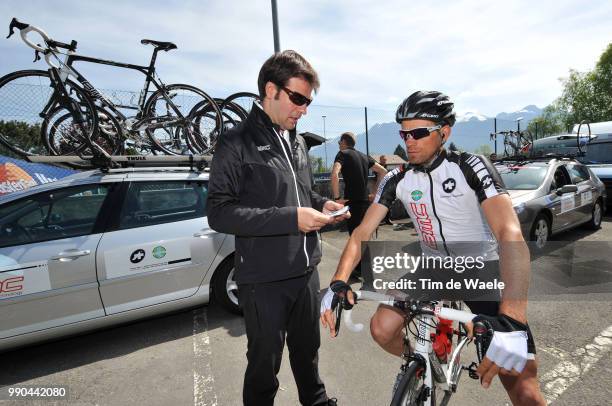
320, 91, 546, 405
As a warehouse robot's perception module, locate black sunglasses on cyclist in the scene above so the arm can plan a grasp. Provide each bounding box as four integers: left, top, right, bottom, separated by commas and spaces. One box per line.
281, 86, 312, 107
399, 125, 442, 141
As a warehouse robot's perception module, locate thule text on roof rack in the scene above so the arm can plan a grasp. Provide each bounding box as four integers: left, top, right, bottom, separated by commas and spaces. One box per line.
27, 155, 212, 172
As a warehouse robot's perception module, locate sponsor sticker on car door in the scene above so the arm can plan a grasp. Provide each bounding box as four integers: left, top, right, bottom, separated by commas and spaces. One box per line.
0, 261, 51, 300
581, 190, 593, 206
560, 194, 575, 213
104, 240, 192, 279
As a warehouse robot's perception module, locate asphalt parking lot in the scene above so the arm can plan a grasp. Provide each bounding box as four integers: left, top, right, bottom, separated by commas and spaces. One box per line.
1, 216, 612, 406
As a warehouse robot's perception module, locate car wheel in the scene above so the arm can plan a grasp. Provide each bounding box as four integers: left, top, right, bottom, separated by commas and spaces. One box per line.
530, 214, 551, 250
212, 258, 241, 315
586, 200, 603, 230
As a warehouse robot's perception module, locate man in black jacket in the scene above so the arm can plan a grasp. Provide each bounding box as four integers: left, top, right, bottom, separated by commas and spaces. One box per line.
207, 50, 347, 406
331, 132, 387, 277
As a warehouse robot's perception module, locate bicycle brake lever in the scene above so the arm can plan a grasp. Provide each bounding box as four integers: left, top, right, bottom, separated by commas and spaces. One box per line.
334, 305, 343, 337
33, 49, 41, 63
7, 17, 28, 39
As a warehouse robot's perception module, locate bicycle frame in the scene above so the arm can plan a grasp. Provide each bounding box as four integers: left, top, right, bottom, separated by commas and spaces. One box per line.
44, 46, 187, 128
343, 291, 477, 406
410, 309, 473, 405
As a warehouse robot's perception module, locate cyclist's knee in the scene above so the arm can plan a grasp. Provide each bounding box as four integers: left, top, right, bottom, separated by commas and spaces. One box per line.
511, 386, 546, 406
370, 309, 403, 346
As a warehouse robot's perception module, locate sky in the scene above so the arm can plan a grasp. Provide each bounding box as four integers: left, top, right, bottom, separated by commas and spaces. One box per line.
1, 0, 610, 131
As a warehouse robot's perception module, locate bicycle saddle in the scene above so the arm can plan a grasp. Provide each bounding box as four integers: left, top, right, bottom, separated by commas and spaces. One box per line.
140, 39, 177, 51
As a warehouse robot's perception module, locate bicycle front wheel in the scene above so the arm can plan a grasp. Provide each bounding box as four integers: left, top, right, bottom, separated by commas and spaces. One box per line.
391, 361, 427, 406
143, 84, 222, 155
0, 70, 57, 158
391, 361, 450, 406
45, 105, 121, 157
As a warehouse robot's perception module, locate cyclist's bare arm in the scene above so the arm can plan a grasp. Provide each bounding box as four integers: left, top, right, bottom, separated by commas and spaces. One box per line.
481, 194, 530, 323
371, 162, 387, 191
321, 203, 389, 334
330, 162, 342, 201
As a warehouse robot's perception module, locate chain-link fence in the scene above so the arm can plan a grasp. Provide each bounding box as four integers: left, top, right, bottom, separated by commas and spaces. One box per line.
0, 81, 541, 168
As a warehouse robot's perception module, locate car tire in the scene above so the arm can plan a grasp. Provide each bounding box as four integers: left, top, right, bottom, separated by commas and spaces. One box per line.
530, 213, 551, 250
212, 257, 242, 315
586, 200, 603, 230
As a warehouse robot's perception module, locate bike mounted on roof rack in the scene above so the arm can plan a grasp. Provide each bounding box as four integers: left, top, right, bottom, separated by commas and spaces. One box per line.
27, 154, 212, 172
576, 120, 593, 156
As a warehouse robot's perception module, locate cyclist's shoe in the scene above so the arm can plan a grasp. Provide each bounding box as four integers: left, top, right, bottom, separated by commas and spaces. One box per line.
472, 314, 529, 373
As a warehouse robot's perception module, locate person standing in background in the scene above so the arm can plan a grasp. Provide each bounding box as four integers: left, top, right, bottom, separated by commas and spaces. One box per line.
331, 132, 386, 277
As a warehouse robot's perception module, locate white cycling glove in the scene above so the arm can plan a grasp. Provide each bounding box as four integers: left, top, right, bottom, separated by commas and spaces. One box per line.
320, 280, 353, 315
485, 331, 529, 372
472, 314, 530, 373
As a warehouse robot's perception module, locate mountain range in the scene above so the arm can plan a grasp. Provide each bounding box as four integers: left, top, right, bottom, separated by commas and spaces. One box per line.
308, 105, 542, 161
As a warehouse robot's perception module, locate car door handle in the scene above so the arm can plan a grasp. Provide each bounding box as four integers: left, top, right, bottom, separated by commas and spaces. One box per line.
51, 249, 91, 261
193, 230, 217, 238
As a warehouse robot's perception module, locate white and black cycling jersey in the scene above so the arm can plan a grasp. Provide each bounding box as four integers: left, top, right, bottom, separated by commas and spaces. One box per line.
374, 149, 507, 260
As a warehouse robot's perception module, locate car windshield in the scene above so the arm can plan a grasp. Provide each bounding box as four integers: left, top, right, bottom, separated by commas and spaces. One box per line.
581, 143, 612, 164
496, 165, 548, 190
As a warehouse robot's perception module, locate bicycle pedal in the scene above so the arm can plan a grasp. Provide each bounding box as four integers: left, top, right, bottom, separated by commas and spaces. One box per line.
463, 362, 480, 380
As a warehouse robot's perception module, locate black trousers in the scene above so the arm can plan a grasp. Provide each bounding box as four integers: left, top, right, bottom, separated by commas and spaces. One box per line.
238, 269, 328, 406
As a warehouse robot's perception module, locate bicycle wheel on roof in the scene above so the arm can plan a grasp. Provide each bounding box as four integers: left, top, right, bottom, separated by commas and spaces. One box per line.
143, 84, 222, 155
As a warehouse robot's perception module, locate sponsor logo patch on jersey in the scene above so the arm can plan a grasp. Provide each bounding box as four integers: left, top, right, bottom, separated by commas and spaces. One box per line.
411, 190, 423, 201
481, 175, 493, 189
257, 145, 271, 151
442, 178, 456, 193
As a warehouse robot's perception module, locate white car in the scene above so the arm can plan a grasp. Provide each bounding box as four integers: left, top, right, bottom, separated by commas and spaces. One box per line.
0, 160, 238, 352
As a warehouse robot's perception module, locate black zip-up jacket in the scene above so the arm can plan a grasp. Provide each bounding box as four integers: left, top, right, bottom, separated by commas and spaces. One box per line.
206, 103, 328, 284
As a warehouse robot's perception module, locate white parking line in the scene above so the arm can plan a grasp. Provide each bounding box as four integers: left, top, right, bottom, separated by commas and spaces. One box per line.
541, 324, 612, 404
193, 307, 217, 406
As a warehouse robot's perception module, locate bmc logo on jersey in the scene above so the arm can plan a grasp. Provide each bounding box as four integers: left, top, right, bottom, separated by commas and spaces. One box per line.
0, 276, 24, 294
410, 203, 438, 250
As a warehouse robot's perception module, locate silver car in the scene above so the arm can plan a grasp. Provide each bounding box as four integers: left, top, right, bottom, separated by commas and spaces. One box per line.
0, 165, 238, 352
495, 157, 606, 249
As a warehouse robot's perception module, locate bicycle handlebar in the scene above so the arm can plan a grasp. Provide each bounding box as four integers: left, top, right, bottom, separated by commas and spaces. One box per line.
342, 290, 477, 333
7, 17, 77, 53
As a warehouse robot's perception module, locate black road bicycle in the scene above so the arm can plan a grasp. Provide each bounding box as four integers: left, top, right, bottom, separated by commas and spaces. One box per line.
0, 17, 223, 159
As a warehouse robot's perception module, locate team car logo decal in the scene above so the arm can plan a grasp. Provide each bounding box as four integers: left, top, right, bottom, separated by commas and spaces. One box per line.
130, 249, 146, 264
411, 190, 423, 201
442, 178, 456, 193
152, 246, 167, 259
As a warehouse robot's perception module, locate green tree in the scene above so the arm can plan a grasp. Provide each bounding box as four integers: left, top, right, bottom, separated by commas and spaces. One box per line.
0, 120, 44, 159
556, 43, 612, 129
527, 104, 565, 138
473, 144, 492, 155
309, 155, 329, 173
394, 144, 408, 161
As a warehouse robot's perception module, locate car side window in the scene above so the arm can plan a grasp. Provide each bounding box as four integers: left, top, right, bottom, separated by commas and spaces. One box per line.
118, 181, 207, 230
566, 164, 590, 184
0, 184, 110, 249
551, 166, 571, 190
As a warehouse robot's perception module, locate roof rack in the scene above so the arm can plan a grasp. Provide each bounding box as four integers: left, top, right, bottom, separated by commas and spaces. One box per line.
495, 152, 581, 164
27, 155, 212, 172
